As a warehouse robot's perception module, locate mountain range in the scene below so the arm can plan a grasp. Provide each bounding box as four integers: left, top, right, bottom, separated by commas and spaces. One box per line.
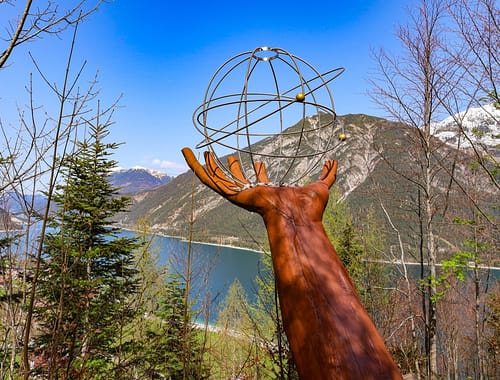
109, 167, 172, 194
2, 106, 497, 259
0, 168, 171, 229
117, 106, 498, 256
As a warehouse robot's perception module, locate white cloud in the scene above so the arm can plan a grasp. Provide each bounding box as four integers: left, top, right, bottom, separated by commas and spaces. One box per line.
151, 159, 188, 175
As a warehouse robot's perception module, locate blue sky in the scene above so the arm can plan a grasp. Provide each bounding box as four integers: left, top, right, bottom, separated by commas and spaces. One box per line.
1, 0, 410, 176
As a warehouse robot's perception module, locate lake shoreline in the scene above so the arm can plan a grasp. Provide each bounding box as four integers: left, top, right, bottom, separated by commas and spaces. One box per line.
118, 225, 266, 255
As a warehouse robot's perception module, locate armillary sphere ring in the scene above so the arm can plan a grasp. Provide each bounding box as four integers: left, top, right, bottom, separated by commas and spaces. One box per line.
192, 46, 345, 187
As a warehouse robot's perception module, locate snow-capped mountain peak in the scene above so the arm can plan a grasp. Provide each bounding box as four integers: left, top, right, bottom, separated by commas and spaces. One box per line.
129, 166, 171, 180
108, 167, 172, 194
112, 166, 170, 180
431, 104, 500, 154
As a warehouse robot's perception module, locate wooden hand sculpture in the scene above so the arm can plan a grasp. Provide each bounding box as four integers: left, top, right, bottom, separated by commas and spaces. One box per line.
182, 147, 402, 380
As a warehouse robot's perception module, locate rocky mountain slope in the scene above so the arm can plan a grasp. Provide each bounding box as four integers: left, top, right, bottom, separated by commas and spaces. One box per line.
109, 167, 172, 194
118, 111, 498, 253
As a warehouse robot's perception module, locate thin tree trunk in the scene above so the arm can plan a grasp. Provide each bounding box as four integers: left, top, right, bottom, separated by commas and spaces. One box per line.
381, 202, 422, 379
473, 223, 484, 380
426, 192, 438, 379
182, 181, 196, 380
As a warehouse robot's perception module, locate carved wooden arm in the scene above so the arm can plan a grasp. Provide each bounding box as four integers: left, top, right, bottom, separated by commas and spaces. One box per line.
182, 147, 402, 380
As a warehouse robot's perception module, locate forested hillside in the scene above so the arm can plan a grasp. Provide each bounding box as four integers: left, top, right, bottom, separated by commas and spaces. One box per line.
120, 112, 498, 263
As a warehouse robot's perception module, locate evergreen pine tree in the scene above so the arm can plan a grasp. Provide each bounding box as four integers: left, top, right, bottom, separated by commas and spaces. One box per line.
33, 121, 140, 379
156, 273, 188, 378
137, 273, 209, 379
323, 188, 390, 310
323, 187, 364, 285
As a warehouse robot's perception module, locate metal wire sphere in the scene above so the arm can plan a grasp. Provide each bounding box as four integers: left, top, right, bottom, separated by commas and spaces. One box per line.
193, 46, 345, 187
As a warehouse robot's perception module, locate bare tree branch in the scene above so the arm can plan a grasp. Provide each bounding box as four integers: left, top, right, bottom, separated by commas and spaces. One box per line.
0, 0, 105, 70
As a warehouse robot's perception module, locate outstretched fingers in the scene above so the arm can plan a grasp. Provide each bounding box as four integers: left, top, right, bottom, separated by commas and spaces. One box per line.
181, 148, 238, 196
318, 160, 338, 189
204, 152, 241, 195
254, 162, 270, 184
181, 147, 218, 190
227, 156, 249, 184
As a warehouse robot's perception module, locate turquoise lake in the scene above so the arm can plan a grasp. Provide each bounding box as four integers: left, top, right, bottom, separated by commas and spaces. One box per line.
120, 231, 499, 324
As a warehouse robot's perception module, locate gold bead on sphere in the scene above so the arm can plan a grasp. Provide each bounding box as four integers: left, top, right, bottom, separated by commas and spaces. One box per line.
338, 133, 347, 141
295, 92, 305, 102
